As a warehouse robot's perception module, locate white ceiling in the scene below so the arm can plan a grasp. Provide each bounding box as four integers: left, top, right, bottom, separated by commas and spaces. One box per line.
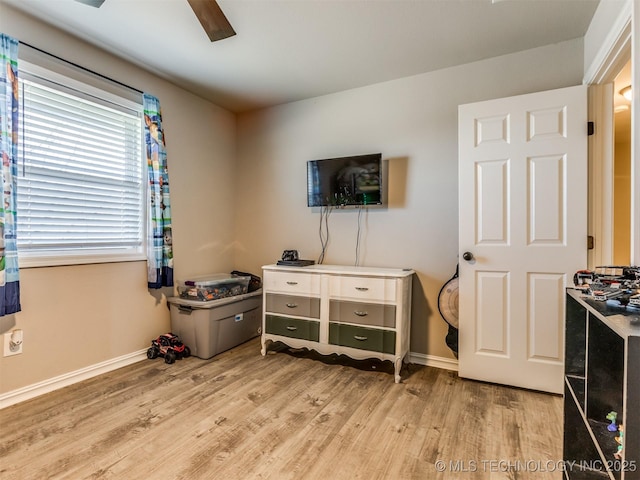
3, 0, 600, 113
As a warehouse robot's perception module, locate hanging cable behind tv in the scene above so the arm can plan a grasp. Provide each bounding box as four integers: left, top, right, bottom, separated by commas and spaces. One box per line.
317, 205, 332, 264
354, 206, 366, 266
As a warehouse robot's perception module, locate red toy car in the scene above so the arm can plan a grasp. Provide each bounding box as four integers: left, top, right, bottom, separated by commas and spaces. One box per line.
147, 333, 191, 364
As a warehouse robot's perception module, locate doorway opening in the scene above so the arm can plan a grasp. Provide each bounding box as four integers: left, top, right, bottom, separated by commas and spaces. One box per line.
613, 60, 632, 265
586, 12, 632, 270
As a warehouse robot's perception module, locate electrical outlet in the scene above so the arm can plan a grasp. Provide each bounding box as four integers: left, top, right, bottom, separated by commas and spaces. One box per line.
4, 329, 23, 356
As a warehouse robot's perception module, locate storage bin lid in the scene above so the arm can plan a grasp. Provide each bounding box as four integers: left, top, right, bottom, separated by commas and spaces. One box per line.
168, 289, 262, 308
181, 273, 250, 287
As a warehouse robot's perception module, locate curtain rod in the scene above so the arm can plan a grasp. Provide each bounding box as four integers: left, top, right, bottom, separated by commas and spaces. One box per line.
19, 40, 144, 95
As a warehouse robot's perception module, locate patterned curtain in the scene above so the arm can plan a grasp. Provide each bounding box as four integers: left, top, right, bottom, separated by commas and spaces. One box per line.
0, 34, 20, 315
143, 93, 174, 289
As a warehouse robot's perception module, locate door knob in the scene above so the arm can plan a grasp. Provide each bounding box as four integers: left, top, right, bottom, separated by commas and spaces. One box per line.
462, 251, 474, 261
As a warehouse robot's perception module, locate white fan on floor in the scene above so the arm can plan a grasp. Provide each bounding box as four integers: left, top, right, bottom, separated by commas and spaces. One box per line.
438, 265, 459, 357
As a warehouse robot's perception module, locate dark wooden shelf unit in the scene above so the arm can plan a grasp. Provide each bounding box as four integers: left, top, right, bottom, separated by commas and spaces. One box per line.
563, 290, 640, 480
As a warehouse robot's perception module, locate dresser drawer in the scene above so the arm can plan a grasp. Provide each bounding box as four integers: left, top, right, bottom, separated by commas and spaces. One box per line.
329, 300, 396, 328
266, 294, 320, 319
265, 315, 320, 341
329, 323, 395, 354
329, 275, 397, 302
264, 271, 320, 296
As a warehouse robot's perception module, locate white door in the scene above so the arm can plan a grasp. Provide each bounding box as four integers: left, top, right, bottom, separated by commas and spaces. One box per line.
458, 85, 587, 394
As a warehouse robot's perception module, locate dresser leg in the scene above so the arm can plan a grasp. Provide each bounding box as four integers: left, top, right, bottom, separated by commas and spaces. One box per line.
261, 337, 269, 356
394, 357, 403, 383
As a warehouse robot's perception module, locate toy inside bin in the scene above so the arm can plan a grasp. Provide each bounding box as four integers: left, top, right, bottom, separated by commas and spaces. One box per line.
178, 274, 251, 301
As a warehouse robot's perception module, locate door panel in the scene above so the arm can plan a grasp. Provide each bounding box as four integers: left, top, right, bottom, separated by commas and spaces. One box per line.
459, 85, 587, 394
529, 154, 564, 244
477, 159, 509, 244
527, 272, 564, 362
475, 271, 509, 356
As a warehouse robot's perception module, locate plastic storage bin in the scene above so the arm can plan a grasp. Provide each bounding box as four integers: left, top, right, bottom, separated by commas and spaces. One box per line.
168, 290, 262, 359
177, 273, 250, 302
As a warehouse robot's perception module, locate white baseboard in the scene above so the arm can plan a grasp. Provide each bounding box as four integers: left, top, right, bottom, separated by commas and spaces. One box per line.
408, 351, 458, 371
0, 349, 147, 410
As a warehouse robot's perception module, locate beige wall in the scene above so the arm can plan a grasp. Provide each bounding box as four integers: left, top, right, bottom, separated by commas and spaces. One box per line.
583, 0, 630, 81
0, 4, 587, 397
234, 39, 585, 359
0, 6, 237, 394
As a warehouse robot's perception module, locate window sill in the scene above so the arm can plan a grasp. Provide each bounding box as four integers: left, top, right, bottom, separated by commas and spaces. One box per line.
18, 252, 147, 269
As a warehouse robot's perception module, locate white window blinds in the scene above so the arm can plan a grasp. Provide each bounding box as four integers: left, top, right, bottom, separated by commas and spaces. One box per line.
16, 71, 144, 265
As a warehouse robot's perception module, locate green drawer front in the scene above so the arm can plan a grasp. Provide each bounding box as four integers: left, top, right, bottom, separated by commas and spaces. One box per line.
329, 323, 395, 354
265, 315, 320, 342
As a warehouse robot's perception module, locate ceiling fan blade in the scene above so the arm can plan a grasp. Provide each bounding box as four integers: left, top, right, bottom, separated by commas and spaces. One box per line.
187, 0, 236, 42
74, 0, 106, 7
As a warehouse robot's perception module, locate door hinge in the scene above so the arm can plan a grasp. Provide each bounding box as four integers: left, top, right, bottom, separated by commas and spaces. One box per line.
588, 235, 595, 250
588, 121, 595, 136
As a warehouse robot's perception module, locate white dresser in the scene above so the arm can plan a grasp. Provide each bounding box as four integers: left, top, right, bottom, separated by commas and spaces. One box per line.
261, 264, 414, 383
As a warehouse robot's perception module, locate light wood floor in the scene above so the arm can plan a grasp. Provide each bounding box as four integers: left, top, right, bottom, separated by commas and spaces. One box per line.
0, 338, 563, 479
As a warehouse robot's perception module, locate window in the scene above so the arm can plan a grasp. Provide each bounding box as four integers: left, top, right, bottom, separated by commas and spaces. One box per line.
16, 62, 145, 267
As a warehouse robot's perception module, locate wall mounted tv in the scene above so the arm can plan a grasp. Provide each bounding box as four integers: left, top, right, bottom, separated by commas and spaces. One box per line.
307, 153, 383, 207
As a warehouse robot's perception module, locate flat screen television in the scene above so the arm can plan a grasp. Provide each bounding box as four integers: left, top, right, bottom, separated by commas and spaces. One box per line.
307, 153, 383, 207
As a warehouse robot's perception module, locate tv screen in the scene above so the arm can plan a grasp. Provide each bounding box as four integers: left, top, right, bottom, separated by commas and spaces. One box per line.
307, 153, 383, 207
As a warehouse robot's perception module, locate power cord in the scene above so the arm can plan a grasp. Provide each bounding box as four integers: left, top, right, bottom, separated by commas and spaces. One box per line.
355, 206, 365, 266
318, 205, 332, 264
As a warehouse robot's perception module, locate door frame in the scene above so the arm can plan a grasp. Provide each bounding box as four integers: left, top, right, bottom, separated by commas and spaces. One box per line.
584, 2, 636, 267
